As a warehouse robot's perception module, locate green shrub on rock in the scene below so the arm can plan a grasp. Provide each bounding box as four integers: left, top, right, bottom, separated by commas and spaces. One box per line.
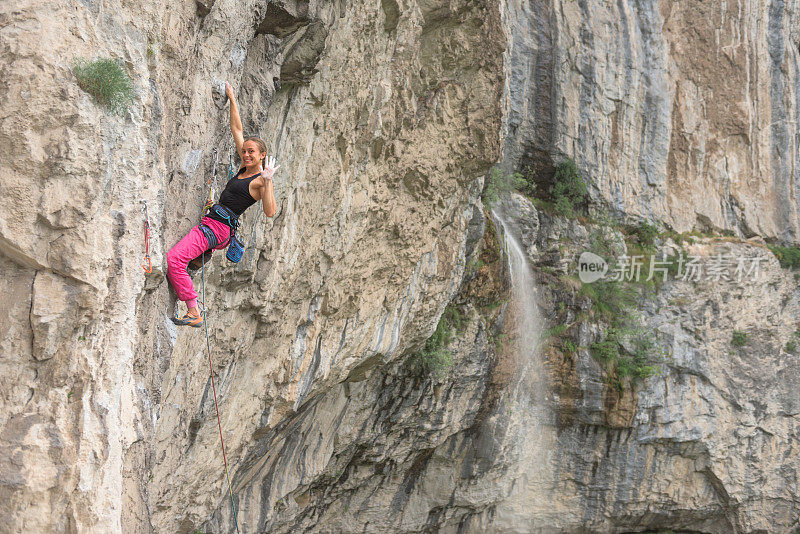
767, 244, 800, 270
72, 57, 134, 114
409, 304, 463, 378
551, 159, 588, 217
590, 326, 662, 387
629, 221, 659, 250
483, 167, 525, 208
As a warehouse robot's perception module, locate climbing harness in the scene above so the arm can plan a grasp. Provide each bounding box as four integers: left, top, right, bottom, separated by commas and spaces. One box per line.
209, 203, 239, 230
201, 203, 239, 254
198, 224, 220, 249
141, 200, 152, 273
201, 260, 240, 533
200, 148, 245, 262
205, 199, 245, 264
199, 203, 238, 250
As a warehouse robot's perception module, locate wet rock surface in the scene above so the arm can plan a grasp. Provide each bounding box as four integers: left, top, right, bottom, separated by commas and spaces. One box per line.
499, 195, 800, 532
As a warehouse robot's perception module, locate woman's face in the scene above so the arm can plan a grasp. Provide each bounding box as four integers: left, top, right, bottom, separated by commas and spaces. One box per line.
242, 141, 265, 167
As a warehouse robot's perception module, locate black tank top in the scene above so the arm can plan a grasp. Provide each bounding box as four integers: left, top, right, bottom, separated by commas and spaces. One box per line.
217, 167, 259, 215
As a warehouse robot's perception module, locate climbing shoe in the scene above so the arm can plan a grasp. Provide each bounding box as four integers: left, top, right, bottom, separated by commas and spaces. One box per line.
172, 312, 204, 328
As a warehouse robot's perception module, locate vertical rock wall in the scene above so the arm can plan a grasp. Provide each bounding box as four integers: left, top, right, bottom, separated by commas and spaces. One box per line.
490, 1, 800, 528
495, 197, 800, 532
0, 0, 504, 532
502, 0, 800, 240
235, 0, 800, 530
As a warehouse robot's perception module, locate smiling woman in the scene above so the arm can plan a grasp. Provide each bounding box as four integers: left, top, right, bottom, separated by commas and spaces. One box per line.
166, 82, 279, 327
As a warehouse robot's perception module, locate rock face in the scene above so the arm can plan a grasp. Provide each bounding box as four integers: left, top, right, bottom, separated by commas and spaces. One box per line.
496, 195, 800, 532
1, 0, 799, 532
0, 0, 503, 532
501, 0, 800, 241
209, 192, 799, 533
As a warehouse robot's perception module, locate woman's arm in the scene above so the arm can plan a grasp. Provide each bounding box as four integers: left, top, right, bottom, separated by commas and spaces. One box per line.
261, 178, 277, 217
226, 82, 245, 157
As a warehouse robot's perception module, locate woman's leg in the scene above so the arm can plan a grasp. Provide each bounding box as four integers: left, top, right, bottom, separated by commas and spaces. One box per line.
166, 225, 211, 314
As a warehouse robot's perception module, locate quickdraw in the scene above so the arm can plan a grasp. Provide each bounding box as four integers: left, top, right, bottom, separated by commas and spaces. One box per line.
208, 147, 218, 186
203, 188, 215, 215
141, 200, 152, 273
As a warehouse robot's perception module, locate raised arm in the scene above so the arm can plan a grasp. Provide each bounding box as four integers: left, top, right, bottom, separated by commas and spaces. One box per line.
225, 82, 245, 158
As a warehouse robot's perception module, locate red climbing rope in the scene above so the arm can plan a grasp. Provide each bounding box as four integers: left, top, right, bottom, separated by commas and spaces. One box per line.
201, 262, 240, 534
194, 142, 240, 532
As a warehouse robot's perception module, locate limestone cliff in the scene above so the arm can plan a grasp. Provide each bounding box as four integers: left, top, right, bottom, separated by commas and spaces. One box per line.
490, 194, 800, 532
1, 0, 798, 533
0, 0, 503, 531
501, 0, 800, 241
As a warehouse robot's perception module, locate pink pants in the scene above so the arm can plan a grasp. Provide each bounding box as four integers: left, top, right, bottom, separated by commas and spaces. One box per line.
166, 217, 231, 309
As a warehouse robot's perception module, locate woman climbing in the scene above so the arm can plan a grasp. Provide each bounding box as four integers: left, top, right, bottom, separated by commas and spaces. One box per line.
167, 81, 278, 327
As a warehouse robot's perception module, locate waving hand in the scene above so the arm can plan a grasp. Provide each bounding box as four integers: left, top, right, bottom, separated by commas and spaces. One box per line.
261, 156, 280, 181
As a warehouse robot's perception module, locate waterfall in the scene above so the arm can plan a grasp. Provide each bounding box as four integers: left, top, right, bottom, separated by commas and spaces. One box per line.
493, 209, 544, 383
491, 206, 548, 411
490, 206, 558, 529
